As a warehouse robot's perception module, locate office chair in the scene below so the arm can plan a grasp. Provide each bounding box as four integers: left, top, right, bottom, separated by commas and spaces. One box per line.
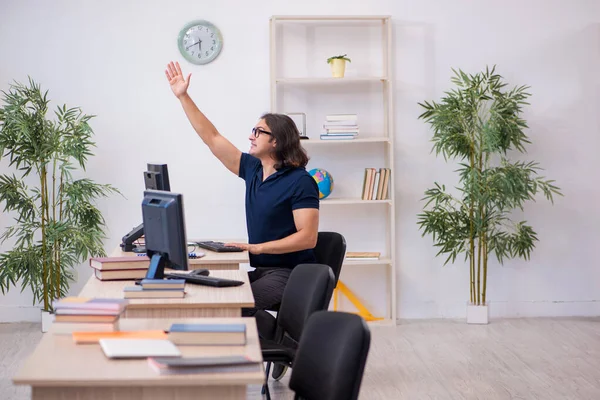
289, 311, 371, 400
259, 263, 335, 399
258, 231, 346, 381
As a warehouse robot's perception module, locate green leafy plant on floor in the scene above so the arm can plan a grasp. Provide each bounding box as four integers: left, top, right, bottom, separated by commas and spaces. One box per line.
416, 66, 562, 306
326, 54, 351, 64
0, 77, 120, 312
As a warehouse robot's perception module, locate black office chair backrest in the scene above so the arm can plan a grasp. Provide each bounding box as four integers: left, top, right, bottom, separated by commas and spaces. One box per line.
313, 232, 346, 285
277, 263, 335, 342
289, 311, 371, 400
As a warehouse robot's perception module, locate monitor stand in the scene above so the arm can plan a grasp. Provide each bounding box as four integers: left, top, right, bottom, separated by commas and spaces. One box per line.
145, 253, 167, 280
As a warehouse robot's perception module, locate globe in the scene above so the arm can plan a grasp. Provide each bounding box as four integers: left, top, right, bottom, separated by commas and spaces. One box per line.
309, 168, 334, 199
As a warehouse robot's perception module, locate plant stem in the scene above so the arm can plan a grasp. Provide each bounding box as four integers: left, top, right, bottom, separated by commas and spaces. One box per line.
469, 149, 476, 305
52, 158, 59, 302
482, 227, 488, 305
57, 169, 64, 300
40, 165, 49, 312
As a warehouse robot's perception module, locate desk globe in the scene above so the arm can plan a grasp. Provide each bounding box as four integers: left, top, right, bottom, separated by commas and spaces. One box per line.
309, 168, 334, 199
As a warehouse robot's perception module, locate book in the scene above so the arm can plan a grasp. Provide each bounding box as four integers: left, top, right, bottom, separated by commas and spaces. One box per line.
167, 323, 246, 345
73, 330, 168, 344
89, 256, 150, 271
346, 252, 381, 258
99, 338, 181, 359
52, 297, 128, 312
94, 268, 148, 281
381, 168, 391, 200
320, 135, 355, 140
140, 279, 185, 290
147, 355, 260, 375
52, 321, 118, 335
123, 286, 186, 299
55, 314, 119, 323
324, 128, 360, 134
55, 308, 123, 316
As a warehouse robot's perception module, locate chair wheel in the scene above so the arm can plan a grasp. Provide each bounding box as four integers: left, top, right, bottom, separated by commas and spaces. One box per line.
272, 363, 288, 381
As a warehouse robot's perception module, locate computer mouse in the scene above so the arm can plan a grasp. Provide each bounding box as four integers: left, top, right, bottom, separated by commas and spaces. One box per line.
189, 268, 210, 276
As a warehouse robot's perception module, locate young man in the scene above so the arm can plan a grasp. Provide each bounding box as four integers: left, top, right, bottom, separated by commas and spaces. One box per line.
165, 61, 320, 317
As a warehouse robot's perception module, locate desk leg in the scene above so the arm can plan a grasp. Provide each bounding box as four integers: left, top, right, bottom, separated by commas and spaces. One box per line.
33, 386, 245, 399
124, 307, 241, 318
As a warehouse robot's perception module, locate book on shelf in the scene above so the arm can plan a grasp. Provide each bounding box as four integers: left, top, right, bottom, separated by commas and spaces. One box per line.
123, 286, 186, 299
321, 113, 359, 140
346, 252, 381, 261
167, 323, 247, 345
361, 167, 391, 200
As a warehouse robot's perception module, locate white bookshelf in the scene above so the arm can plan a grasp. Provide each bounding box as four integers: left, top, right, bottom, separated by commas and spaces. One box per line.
270, 15, 397, 324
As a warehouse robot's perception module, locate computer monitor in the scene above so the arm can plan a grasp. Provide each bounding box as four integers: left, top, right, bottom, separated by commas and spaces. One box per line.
144, 163, 171, 191
141, 190, 188, 279
120, 163, 172, 252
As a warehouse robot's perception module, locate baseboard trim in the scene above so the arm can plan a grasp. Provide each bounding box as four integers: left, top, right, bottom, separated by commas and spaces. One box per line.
397, 300, 600, 319
0, 306, 41, 323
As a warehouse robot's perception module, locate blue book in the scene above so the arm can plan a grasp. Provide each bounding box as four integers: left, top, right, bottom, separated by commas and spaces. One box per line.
141, 279, 185, 285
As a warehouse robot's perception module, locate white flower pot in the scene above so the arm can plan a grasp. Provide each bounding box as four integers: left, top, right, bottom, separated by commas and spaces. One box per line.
330, 59, 346, 78
466, 304, 489, 324
41, 310, 55, 333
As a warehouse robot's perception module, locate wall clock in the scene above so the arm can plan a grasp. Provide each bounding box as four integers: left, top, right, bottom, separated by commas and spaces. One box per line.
178, 20, 223, 65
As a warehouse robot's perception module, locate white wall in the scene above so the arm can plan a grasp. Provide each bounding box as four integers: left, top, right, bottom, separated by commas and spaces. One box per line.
1, 0, 598, 321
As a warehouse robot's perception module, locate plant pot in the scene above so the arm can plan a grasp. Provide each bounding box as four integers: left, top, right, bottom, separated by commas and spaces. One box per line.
329, 59, 346, 78
466, 304, 488, 324
41, 310, 55, 333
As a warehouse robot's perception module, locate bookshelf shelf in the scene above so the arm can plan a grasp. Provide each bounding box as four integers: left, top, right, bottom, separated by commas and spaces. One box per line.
302, 137, 390, 145
270, 15, 397, 323
275, 77, 388, 85
320, 198, 392, 205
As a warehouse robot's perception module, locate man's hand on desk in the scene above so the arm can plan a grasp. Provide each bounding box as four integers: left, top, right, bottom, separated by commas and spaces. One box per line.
224, 242, 263, 255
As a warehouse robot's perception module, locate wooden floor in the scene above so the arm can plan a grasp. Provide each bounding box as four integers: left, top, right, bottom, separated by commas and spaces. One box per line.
2, 318, 599, 399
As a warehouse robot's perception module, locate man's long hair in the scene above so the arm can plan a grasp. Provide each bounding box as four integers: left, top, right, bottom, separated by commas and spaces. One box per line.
261, 113, 309, 170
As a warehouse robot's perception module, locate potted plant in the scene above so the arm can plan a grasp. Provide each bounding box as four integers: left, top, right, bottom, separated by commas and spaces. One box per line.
416, 66, 562, 324
327, 54, 351, 78
0, 77, 119, 331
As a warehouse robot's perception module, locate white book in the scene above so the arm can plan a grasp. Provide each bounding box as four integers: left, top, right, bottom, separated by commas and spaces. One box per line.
371, 172, 380, 200
99, 339, 182, 359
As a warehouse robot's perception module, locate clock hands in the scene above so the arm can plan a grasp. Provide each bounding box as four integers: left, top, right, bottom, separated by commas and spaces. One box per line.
186, 40, 201, 50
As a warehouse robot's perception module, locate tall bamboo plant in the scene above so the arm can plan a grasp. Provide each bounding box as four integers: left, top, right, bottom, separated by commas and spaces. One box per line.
417, 67, 562, 306
0, 77, 119, 312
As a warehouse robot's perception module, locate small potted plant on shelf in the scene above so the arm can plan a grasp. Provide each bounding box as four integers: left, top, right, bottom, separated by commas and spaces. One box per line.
416, 66, 562, 324
0, 77, 120, 332
327, 54, 351, 78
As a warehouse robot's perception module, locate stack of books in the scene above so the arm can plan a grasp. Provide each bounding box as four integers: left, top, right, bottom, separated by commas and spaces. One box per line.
167, 322, 247, 345
52, 297, 128, 335
320, 114, 358, 140
90, 256, 150, 280
123, 279, 186, 299
361, 167, 391, 200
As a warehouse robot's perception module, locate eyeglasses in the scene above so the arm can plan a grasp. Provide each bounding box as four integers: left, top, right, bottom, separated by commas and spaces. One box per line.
252, 127, 272, 138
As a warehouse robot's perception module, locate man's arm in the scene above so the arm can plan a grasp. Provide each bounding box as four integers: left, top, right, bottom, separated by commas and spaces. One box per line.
165, 61, 241, 175
226, 208, 319, 255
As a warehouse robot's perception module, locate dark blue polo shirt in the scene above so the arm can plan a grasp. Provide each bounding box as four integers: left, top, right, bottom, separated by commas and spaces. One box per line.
238, 153, 319, 269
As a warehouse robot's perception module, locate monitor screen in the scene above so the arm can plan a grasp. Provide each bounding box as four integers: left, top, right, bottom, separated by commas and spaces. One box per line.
144, 163, 171, 191
141, 190, 188, 279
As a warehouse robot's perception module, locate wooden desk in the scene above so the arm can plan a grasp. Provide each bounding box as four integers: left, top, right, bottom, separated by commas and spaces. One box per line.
111, 241, 250, 271
13, 317, 264, 400
79, 269, 254, 318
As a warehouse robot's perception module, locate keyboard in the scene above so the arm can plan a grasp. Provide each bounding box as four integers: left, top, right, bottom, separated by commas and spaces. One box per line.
165, 273, 244, 287
195, 241, 244, 253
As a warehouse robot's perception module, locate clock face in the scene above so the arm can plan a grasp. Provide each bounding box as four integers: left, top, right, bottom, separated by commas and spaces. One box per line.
178, 20, 223, 65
